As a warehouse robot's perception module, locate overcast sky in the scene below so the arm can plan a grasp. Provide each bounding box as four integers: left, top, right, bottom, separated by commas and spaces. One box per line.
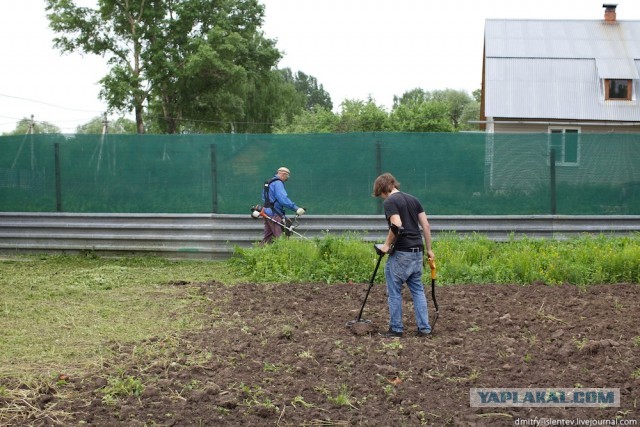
1, 1, 639, 134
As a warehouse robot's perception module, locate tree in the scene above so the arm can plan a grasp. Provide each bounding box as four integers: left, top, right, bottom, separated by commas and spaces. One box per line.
280, 68, 333, 111
392, 88, 432, 107
393, 88, 476, 131
46, 0, 281, 134
387, 101, 453, 132
472, 88, 482, 103
76, 116, 137, 134
3, 117, 61, 135
431, 89, 473, 130
336, 98, 388, 132
459, 100, 480, 131
272, 107, 338, 133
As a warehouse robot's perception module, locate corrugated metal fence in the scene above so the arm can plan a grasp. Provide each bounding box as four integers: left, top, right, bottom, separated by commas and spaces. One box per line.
1, 213, 638, 259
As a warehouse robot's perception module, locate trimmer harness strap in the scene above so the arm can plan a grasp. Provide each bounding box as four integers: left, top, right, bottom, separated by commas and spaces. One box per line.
263, 177, 281, 210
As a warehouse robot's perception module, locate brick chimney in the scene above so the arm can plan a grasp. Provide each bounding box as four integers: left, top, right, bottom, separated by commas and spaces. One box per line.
603, 3, 617, 23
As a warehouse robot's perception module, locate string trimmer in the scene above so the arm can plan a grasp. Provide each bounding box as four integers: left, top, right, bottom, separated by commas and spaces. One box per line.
250, 205, 309, 240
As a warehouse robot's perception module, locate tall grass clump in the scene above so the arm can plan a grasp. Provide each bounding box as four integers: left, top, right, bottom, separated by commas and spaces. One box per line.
230, 234, 381, 284
231, 232, 640, 286
435, 232, 640, 285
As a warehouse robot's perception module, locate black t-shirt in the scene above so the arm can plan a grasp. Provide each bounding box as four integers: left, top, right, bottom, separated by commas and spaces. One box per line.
383, 191, 425, 251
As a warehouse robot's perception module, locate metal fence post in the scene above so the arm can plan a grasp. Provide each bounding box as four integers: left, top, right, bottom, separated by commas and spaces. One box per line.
376, 140, 382, 215
210, 144, 218, 213
550, 148, 557, 215
54, 142, 62, 212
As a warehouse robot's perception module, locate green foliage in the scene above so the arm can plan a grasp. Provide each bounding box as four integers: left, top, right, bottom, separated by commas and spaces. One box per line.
391, 88, 476, 131
387, 100, 453, 132
273, 106, 339, 133
2, 117, 61, 135
337, 98, 389, 132
230, 233, 640, 286
275, 88, 479, 133
100, 375, 144, 404
230, 234, 381, 284
76, 116, 137, 134
279, 68, 333, 111
435, 233, 640, 285
45, 0, 283, 134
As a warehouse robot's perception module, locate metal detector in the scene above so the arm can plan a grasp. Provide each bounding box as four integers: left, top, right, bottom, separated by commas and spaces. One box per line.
346, 243, 386, 327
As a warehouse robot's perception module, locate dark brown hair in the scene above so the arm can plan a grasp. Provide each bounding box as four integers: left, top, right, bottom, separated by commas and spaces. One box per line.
373, 173, 400, 197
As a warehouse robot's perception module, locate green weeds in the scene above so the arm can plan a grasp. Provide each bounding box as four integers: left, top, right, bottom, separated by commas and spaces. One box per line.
100, 375, 144, 405
323, 384, 357, 409
230, 233, 640, 285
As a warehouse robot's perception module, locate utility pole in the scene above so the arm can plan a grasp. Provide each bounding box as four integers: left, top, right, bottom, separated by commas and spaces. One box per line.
101, 113, 109, 134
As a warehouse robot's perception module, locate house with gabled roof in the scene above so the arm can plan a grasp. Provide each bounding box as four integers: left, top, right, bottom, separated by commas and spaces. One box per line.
481, 4, 640, 134
480, 4, 640, 204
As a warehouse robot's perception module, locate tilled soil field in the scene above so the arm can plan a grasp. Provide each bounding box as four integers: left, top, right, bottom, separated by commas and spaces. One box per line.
4, 281, 640, 426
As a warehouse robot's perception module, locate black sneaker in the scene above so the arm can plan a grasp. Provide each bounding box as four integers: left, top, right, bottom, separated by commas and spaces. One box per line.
381, 328, 403, 338
416, 329, 432, 337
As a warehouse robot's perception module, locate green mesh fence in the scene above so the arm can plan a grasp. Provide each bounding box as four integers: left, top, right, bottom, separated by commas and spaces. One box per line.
1, 132, 639, 215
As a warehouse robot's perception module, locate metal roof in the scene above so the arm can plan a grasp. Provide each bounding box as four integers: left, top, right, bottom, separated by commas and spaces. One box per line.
484, 19, 640, 121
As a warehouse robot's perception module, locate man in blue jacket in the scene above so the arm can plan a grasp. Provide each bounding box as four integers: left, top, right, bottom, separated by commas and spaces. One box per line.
261, 167, 305, 244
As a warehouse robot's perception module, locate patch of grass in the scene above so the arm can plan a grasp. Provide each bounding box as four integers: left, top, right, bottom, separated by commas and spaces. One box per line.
446, 368, 481, 383
0, 255, 234, 379
228, 232, 640, 285
468, 324, 481, 332
327, 384, 357, 409
290, 395, 315, 409
574, 337, 589, 351
100, 375, 144, 405
235, 383, 276, 410
297, 350, 314, 359
263, 362, 280, 372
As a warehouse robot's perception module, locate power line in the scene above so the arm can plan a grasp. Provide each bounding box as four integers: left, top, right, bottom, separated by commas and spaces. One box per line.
0, 93, 105, 113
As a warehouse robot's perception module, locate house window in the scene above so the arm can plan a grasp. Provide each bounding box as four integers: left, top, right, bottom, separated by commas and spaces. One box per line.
605, 79, 632, 100
549, 128, 579, 166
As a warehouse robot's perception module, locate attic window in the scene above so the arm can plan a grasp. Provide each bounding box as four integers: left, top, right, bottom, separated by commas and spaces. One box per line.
605, 79, 632, 100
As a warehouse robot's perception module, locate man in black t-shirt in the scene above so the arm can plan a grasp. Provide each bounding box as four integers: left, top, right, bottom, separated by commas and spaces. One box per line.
373, 172, 435, 338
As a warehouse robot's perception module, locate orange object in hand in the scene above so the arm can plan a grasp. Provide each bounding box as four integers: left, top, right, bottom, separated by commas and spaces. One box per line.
428, 258, 436, 280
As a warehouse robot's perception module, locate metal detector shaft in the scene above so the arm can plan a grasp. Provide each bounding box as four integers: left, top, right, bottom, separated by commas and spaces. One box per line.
428, 257, 439, 330
354, 245, 385, 322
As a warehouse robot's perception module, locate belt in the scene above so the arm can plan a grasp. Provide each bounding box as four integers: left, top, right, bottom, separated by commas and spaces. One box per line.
396, 247, 423, 253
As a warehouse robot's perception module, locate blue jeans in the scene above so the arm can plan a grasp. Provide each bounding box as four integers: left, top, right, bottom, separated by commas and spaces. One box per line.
384, 251, 431, 333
